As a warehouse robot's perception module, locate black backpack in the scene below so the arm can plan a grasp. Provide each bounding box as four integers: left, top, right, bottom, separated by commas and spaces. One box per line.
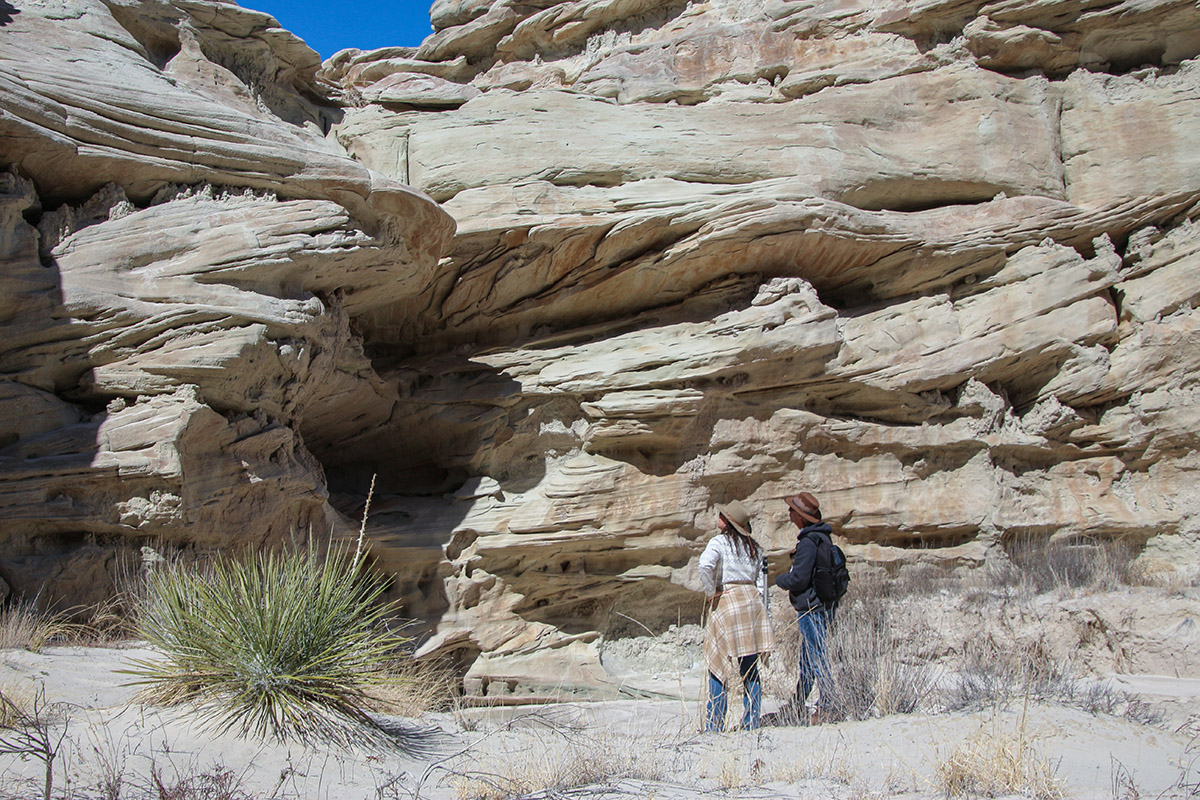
809, 531, 850, 605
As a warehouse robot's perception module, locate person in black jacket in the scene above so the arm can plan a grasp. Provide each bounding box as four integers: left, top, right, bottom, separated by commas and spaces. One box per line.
774, 492, 836, 724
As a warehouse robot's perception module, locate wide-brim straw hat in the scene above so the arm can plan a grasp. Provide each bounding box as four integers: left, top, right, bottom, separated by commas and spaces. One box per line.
717, 499, 753, 537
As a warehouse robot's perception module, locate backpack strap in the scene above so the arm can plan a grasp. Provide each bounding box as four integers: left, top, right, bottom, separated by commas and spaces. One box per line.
807, 530, 832, 566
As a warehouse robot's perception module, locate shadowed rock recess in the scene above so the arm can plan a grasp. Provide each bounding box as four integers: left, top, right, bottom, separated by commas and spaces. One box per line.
2, 0, 1199, 697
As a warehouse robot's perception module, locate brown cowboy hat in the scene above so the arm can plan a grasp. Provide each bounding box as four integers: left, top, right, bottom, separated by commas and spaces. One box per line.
716, 499, 753, 537
785, 492, 821, 524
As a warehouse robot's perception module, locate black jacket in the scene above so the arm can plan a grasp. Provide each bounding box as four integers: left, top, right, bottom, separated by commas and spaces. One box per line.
775, 521, 834, 612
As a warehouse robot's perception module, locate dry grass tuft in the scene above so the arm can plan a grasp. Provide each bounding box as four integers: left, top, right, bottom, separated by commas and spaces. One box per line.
715, 753, 745, 791
0, 597, 86, 652
0, 681, 36, 727
936, 719, 1064, 800
82, 595, 136, 645
369, 655, 460, 717
768, 739, 856, 785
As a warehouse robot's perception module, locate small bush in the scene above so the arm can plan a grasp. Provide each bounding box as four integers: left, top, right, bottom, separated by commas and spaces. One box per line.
125, 541, 432, 751
947, 638, 1069, 712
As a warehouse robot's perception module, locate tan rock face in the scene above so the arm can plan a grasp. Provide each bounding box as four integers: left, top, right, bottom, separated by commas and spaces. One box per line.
1062, 63, 1200, 207
0, 1, 452, 605
4, 0, 1200, 695
338, 70, 1065, 206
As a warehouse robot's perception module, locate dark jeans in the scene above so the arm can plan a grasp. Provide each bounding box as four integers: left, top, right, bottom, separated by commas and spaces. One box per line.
706, 654, 763, 731
796, 605, 834, 709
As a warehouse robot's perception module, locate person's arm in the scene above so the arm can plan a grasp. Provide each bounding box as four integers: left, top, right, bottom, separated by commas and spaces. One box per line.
775, 536, 815, 592
698, 538, 722, 597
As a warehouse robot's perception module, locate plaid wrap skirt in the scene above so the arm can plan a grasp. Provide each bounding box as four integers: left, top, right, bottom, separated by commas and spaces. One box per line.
703, 584, 774, 683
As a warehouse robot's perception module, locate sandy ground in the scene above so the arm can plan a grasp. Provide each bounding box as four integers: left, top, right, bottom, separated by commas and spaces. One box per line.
2, 643, 1198, 799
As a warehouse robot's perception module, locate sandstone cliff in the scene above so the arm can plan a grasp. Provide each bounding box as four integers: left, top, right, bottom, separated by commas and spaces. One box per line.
2, 0, 1198, 696
0, 0, 452, 596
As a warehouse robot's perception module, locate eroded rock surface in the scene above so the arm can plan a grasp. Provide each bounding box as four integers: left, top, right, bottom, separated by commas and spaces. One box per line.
3, 0, 1199, 696
0, 0, 453, 603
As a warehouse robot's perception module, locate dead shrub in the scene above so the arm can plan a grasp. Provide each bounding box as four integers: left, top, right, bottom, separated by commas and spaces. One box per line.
891, 562, 955, 597
825, 587, 937, 719
944, 635, 1136, 717
947, 637, 1069, 711
0, 684, 70, 800
1175, 731, 1200, 798
1003, 536, 1141, 596
448, 721, 670, 800
766, 574, 936, 721
148, 763, 256, 800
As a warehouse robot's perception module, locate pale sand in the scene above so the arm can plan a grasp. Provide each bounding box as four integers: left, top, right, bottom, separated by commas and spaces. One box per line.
2, 644, 1197, 799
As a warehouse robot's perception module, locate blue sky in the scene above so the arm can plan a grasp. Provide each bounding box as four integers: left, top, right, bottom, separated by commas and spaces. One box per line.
246, 0, 436, 59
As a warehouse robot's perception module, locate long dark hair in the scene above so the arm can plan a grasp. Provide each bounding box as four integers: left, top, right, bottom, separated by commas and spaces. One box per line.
720, 514, 761, 561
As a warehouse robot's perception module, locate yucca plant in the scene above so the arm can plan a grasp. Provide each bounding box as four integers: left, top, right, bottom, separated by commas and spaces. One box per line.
124, 541, 430, 752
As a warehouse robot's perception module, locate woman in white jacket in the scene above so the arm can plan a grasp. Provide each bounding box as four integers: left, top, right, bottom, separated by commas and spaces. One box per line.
698, 499, 774, 731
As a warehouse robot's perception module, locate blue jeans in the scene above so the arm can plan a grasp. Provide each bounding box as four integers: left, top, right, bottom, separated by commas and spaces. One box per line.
797, 606, 834, 708
706, 654, 762, 731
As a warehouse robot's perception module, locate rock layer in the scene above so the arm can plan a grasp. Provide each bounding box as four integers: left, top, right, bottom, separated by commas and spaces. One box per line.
3, 0, 1200, 697
0, 0, 452, 604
